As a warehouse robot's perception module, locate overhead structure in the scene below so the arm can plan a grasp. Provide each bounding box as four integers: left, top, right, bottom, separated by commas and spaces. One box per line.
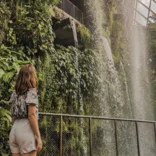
52, 0, 85, 47
57, 0, 83, 24
134, 0, 156, 26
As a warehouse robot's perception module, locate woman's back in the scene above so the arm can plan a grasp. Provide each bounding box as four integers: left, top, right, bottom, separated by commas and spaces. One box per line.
9, 88, 38, 119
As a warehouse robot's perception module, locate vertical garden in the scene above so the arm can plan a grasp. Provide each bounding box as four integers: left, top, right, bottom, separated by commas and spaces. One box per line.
1, 0, 156, 155
0, 0, 96, 155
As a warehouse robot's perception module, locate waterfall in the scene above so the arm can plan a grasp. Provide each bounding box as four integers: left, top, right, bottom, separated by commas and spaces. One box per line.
123, 2, 156, 154
120, 61, 131, 109
84, 0, 132, 118
84, 0, 156, 155
130, 26, 155, 120
100, 36, 136, 156
101, 36, 115, 68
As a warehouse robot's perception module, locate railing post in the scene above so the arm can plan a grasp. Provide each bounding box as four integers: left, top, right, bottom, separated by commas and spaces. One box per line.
89, 118, 92, 156
82, 13, 84, 24
60, 115, 63, 156
135, 122, 140, 156
73, 5, 76, 20
114, 120, 118, 156
154, 123, 156, 145
62, 0, 64, 11
60, 0, 63, 10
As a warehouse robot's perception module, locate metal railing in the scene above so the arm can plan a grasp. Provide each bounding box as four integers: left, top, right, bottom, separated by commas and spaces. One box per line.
57, 0, 83, 23
38, 112, 156, 156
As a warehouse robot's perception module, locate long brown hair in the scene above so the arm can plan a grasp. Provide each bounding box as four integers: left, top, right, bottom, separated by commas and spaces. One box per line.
15, 64, 37, 95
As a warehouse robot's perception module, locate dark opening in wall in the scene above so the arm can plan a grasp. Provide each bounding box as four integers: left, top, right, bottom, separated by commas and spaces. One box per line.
53, 18, 78, 47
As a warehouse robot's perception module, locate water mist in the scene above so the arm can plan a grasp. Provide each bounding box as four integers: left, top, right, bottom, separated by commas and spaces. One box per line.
83, 0, 156, 155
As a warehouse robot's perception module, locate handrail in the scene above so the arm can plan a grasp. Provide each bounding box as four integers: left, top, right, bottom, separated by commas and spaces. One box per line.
39, 112, 156, 123
57, 0, 83, 23
39, 112, 156, 156
64, 0, 83, 13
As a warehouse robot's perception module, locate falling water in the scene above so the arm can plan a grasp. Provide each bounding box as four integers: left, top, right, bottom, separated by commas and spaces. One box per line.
122, 0, 155, 120
84, 0, 133, 117
130, 26, 155, 120
101, 36, 114, 67
123, 1, 156, 155
84, 0, 156, 155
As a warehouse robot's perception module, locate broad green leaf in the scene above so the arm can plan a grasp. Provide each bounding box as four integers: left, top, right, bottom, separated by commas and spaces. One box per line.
0, 69, 4, 78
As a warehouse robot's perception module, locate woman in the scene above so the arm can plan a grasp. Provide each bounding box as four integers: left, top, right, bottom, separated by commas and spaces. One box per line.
9, 64, 42, 156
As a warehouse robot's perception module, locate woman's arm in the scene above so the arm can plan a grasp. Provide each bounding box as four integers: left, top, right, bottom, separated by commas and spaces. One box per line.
28, 105, 42, 153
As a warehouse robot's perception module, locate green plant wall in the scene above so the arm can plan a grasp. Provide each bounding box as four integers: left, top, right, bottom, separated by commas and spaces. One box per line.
2, 0, 155, 155
0, 0, 96, 155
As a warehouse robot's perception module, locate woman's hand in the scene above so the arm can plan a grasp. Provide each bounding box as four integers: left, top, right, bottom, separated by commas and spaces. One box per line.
36, 136, 42, 153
